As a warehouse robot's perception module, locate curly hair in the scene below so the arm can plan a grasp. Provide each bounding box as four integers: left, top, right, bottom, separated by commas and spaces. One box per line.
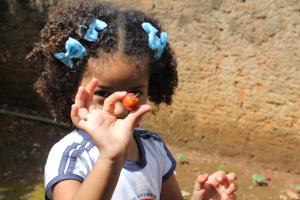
27, 1, 178, 124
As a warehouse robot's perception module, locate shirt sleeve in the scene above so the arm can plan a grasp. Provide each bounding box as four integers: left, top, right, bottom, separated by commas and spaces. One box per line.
160, 141, 176, 182
44, 134, 93, 200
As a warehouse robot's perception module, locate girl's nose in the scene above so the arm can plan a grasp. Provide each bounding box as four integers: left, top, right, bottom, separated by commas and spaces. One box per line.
114, 101, 129, 119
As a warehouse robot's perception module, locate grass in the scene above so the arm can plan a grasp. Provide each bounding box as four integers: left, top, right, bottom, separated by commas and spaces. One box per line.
0, 178, 43, 200
23, 180, 44, 200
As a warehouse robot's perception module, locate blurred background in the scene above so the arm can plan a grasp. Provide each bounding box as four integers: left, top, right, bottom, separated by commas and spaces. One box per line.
0, 0, 299, 199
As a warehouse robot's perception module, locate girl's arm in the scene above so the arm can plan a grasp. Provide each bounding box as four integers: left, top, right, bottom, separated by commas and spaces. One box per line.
161, 173, 183, 200
53, 156, 124, 200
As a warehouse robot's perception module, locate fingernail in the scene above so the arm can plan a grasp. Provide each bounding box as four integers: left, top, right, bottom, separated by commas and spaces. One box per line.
79, 86, 84, 90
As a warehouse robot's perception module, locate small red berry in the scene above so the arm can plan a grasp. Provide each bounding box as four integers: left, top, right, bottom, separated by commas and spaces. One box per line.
122, 93, 140, 111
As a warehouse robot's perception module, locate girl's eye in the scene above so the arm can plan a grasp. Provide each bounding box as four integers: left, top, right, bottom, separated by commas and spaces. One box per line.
94, 91, 111, 98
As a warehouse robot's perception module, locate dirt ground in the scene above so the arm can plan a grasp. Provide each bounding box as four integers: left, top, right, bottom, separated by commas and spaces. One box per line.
0, 107, 300, 200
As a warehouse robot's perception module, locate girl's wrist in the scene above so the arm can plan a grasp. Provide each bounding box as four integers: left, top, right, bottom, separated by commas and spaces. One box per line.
98, 156, 125, 172
99, 150, 127, 166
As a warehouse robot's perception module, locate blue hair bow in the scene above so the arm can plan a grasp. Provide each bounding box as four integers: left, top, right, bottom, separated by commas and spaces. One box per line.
82, 19, 107, 42
54, 37, 87, 69
142, 22, 167, 59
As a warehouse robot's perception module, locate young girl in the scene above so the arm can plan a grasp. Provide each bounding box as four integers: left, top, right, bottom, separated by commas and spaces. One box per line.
28, 1, 237, 200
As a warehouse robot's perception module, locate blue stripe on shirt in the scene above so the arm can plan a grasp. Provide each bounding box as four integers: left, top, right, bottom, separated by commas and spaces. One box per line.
58, 142, 80, 175
162, 142, 176, 181
66, 140, 88, 174
58, 133, 89, 175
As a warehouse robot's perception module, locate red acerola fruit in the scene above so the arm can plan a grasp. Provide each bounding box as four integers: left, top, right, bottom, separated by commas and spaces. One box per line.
122, 93, 140, 111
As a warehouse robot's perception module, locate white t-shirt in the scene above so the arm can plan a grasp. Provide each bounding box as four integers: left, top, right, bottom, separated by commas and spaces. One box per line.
44, 128, 176, 200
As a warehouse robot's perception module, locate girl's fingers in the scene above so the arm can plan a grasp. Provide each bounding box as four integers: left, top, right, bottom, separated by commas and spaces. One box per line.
207, 171, 226, 188
219, 172, 237, 189
75, 86, 87, 108
102, 91, 127, 113
73, 86, 90, 118
194, 174, 209, 190
71, 104, 83, 126
192, 175, 208, 200
86, 78, 99, 102
125, 105, 152, 129
215, 171, 226, 183
71, 104, 80, 125
226, 183, 238, 195
74, 79, 98, 111
78, 108, 89, 119
228, 194, 237, 200
226, 172, 237, 183
71, 104, 87, 129
192, 190, 205, 200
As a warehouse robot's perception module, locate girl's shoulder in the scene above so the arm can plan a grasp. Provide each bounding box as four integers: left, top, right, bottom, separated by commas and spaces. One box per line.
46, 129, 97, 162
44, 129, 97, 199
50, 129, 88, 147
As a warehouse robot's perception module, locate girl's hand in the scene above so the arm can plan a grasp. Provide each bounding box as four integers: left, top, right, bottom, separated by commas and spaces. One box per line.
191, 171, 238, 200
70, 78, 151, 161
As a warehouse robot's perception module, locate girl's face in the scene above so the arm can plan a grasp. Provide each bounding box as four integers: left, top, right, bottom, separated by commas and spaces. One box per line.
80, 54, 149, 118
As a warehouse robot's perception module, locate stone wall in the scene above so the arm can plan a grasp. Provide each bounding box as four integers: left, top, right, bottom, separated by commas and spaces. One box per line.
108, 0, 300, 172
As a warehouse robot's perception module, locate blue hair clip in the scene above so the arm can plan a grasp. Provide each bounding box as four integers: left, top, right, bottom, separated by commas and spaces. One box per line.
54, 37, 87, 69
83, 19, 107, 42
142, 22, 167, 59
